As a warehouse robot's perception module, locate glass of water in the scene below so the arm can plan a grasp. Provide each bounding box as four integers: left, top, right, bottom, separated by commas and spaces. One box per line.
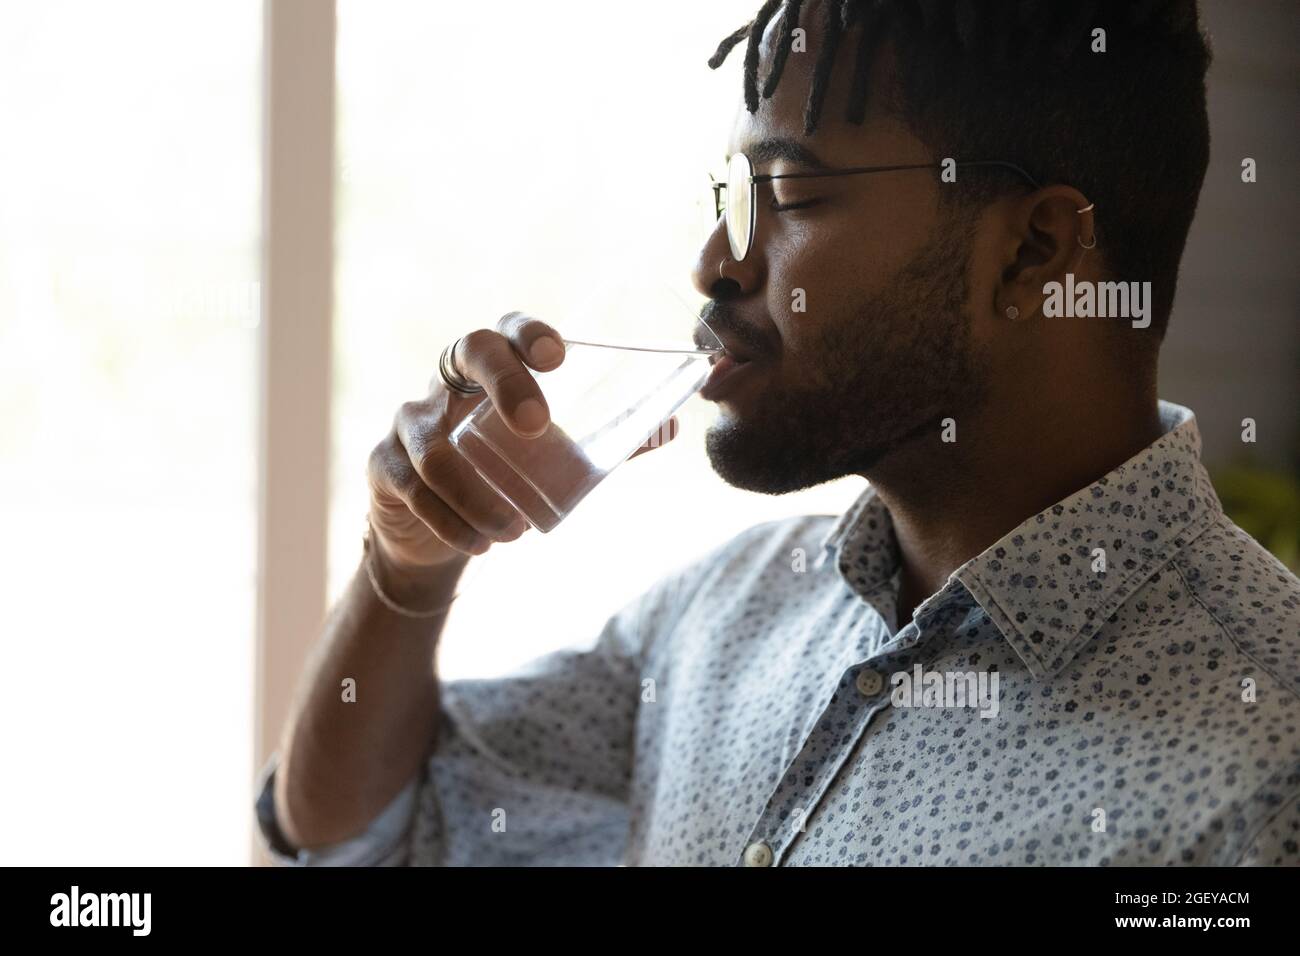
449, 278, 722, 538
449, 326, 722, 532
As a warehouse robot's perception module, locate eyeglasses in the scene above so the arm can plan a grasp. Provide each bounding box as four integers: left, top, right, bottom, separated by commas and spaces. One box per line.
711, 152, 1042, 262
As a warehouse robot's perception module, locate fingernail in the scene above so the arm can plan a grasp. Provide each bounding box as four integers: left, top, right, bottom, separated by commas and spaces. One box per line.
529, 336, 564, 366
514, 398, 547, 435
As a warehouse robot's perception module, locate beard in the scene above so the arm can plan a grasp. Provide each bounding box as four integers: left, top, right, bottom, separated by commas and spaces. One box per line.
705, 221, 991, 494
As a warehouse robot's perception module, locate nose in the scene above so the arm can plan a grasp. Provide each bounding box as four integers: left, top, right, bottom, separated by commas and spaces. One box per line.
690, 213, 764, 300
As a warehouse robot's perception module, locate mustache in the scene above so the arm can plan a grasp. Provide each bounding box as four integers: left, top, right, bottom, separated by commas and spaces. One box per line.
694, 300, 771, 357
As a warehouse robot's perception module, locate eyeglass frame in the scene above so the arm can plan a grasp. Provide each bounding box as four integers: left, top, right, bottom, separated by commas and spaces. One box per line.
711, 153, 1044, 262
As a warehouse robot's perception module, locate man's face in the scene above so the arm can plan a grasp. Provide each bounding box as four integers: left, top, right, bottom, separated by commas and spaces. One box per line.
692, 9, 992, 494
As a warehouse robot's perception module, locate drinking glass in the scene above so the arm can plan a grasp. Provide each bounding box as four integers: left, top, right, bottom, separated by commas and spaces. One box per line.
449, 291, 721, 532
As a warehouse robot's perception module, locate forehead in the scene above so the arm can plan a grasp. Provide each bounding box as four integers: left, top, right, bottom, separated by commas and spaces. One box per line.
725, 0, 923, 165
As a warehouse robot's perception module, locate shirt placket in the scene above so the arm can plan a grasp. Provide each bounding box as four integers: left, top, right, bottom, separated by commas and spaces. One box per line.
734, 635, 924, 867
734, 584, 980, 867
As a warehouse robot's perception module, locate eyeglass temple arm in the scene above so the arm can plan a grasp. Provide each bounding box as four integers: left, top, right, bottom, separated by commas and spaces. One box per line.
756, 160, 1042, 190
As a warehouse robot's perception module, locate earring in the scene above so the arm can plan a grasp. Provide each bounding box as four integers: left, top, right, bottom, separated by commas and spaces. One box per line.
1005, 305, 1019, 320
1076, 201, 1097, 249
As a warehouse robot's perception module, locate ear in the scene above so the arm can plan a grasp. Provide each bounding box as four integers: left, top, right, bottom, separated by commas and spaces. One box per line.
994, 185, 1097, 323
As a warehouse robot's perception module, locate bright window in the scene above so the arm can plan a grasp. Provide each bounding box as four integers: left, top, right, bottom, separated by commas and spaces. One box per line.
0, 1, 261, 864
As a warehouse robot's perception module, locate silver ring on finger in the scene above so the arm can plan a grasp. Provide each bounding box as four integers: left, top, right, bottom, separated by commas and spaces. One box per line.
437, 338, 484, 395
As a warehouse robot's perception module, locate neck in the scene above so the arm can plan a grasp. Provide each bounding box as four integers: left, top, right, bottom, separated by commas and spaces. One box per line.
866, 386, 1164, 629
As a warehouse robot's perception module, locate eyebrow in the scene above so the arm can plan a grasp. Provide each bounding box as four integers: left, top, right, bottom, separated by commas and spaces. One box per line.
726, 137, 828, 169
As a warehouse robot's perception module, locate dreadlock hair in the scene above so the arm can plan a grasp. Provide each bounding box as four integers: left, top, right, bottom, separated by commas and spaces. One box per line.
709, 0, 1213, 344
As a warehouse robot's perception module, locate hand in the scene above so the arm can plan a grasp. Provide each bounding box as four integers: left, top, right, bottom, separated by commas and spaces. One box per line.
366, 312, 679, 572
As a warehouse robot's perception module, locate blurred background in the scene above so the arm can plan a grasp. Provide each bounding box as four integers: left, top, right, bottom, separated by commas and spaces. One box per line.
0, 0, 1295, 865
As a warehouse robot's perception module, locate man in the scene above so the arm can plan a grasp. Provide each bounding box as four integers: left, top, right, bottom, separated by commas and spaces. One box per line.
256, 0, 1300, 865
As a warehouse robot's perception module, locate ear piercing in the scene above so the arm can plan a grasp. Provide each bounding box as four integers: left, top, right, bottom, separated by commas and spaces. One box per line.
1076, 201, 1097, 249
1006, 201, 1095, 318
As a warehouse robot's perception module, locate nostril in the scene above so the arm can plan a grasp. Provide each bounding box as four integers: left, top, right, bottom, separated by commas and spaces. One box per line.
711, 276, 742, 298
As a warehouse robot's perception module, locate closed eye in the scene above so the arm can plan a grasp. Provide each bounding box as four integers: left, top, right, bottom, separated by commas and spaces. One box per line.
769, 197, 822, 212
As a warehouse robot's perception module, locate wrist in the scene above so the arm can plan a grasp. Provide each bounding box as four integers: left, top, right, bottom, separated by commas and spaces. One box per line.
366, 530, 468, 612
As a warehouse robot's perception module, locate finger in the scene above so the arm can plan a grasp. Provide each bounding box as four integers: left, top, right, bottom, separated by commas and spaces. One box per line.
496, 311, 567, 372
629, 416, 679, 461
453, 328, 551, 438
395, 402, 530, 542
368, 433, 491, 555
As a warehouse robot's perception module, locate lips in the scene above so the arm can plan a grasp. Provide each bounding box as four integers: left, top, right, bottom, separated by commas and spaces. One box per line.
699, 349, 755, 401
694, 314, 766, 402
698, 324, 757, 365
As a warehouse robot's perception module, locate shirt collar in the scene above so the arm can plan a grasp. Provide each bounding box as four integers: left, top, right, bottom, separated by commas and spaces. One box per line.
821, 401, 1222, 680
817, 482, 898, 591
816, 477, 973, 637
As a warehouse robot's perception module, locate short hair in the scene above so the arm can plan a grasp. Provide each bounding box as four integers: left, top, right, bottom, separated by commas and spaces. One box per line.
709, 0, 1213, 342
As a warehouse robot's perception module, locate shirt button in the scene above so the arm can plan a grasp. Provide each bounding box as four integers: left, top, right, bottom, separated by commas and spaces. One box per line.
855, 667, 884, 697
742, 842, 774, 867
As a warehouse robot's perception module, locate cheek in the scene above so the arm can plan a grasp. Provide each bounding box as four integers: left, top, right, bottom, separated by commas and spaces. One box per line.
764, 250, 828, 351
766, 239, 821, 310
763, 216, 896, 346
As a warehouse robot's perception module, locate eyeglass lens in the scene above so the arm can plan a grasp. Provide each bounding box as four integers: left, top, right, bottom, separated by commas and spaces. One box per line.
724, 152, 753, 262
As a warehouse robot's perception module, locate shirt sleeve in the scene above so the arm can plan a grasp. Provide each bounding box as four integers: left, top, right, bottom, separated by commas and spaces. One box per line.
253, 533, 724, 867
405, 555, 708, 867
253, 751, 417, 866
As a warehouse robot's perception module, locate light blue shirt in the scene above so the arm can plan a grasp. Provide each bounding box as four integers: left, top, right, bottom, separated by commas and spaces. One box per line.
255, 401, 1300, 865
